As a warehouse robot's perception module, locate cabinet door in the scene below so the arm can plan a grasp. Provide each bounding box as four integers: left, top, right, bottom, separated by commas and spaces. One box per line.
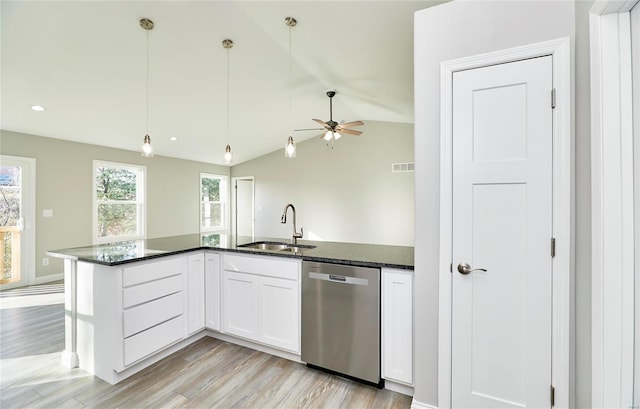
259, 276, 299, 353
187, 253, 205, 334
223, 270, 259, 340
382, 269, 413, 385
205, 253, 221, 331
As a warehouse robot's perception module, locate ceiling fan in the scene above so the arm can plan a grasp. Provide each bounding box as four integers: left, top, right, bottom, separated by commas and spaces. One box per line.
296, 90, 364, 141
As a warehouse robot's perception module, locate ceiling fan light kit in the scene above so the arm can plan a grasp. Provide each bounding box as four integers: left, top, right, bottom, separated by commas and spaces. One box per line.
297, 89, 364, 146
140, 18, 154, 157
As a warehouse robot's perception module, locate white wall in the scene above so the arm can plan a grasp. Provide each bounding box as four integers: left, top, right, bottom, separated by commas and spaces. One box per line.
0, 130, 230, 279
413, 1, 590, 407
231, 121, 414, 246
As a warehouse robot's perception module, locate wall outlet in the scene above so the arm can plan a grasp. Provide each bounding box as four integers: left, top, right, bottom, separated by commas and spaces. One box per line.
42, 257, 49, 266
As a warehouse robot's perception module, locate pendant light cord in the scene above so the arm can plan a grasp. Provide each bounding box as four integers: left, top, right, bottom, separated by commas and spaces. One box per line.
146, 29, 150, 136
288, 23, 292, 132
226, 44, 230, 146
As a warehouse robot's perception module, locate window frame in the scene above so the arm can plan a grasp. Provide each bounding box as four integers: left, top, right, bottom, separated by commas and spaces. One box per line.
199, 173, 229, 233
93, 160, 146, 244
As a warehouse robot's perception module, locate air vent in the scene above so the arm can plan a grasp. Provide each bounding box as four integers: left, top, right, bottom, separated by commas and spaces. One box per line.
392, 162, 415, 173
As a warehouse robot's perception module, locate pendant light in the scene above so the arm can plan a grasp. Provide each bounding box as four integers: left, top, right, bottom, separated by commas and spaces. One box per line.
222, 39, 234, 165
284, 17, 297, 158
140, 18, 154, 157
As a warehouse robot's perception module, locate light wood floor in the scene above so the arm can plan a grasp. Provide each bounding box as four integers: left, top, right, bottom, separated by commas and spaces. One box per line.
0, 283, 412, 409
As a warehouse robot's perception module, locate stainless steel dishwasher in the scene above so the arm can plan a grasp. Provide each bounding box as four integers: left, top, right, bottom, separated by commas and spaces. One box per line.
301, 261, 382, 387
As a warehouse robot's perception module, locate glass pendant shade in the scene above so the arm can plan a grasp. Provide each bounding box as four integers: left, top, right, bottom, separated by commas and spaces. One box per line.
323, 130, 342, 141
224, 144, 233, 164
141, 134, 154, 157
285, 136, 296, 158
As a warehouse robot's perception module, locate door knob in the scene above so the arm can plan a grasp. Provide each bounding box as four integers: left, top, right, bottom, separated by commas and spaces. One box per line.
457, 262, 487, 275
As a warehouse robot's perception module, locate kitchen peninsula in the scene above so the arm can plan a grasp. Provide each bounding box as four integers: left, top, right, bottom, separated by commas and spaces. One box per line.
47, 234, 415, 394
48, 233, 414, 269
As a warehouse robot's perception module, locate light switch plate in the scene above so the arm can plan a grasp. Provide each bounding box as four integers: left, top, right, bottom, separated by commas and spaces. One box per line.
42, 209, 53, 217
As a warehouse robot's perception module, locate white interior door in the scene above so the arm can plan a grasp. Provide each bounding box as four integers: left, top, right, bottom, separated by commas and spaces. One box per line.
451, 56, 553, 408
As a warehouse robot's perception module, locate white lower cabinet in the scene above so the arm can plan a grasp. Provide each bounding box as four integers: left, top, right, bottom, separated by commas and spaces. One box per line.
119, 256, 187, 369
223, 270, 260, 339
382, 268, 414, 385
73, 254, 188, 383
222, 254, 301, 353
259, 276, 299, 352
187, 252, 205, 334
205, 252, 222, 331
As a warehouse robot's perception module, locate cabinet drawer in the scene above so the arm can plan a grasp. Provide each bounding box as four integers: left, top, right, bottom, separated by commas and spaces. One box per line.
123, 292, 183, 338
123, 274, 183, 308
123, 315, 184, 366
123, 257, 183, 287
224, 254, 299, 280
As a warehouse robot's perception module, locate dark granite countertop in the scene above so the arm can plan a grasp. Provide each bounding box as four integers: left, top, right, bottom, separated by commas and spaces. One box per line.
47, 233, 414, 270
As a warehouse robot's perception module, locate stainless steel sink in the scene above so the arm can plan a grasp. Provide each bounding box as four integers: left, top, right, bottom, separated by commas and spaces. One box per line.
238, 241, 289, 251
279, 244, 317, 253
238, 241, 317, 253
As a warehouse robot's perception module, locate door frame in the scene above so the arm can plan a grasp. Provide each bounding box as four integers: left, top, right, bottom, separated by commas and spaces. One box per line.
231, 176, 255, 239
0, 155, 36, 290
589, 1, 638, 407
438, 37, 572, 409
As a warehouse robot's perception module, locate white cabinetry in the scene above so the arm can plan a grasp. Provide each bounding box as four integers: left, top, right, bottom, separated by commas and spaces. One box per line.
120, 256, 186, 367
223, 270, 260, 339
382, 268, 413, 385
222, 254, 300, 353
259, 276, 299, 351
186, 252, 205, 334
205, 252, 222, 331
75, 254, 188, 384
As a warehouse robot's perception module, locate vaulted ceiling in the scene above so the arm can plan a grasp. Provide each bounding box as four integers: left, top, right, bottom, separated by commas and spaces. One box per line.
1, 1, 445, 165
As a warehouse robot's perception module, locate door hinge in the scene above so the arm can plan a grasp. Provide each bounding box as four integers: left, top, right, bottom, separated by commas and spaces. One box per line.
551, 88, 556, 109
551, 238, 556, 258
550, 385, 556, 407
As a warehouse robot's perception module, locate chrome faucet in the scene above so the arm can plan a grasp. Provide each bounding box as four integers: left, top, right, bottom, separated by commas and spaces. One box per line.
281, 203, 303, 245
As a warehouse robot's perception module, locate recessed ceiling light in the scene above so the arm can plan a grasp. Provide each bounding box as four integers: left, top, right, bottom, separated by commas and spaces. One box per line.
169, 136, 178, 141
30, 105, 46, 112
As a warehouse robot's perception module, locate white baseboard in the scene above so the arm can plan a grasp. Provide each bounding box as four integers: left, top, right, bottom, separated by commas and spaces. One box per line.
384, 379, 414, 396
411, 399, 438, 409
34, 273, 63, 285
207, 330, 303, 363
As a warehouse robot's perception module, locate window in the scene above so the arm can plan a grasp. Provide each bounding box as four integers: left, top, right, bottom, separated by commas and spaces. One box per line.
200, 173, 228, 232
93, 161, 146, 244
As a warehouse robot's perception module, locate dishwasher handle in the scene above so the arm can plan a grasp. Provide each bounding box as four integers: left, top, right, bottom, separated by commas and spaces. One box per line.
308, 271, 369, 286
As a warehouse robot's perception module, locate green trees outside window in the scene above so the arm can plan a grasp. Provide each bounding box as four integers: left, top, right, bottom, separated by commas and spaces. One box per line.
201, 174, 227, 232
94, 162, 145, 243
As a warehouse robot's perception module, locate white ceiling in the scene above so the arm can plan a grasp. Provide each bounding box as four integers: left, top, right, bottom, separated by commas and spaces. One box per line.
1, 0, 444, 165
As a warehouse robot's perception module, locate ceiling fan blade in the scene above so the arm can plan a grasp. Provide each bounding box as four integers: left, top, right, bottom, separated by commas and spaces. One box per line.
295, 128, 324, 131
339, 120, 364, 128
312, 118, 328, 127
338, 128, 363, 136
